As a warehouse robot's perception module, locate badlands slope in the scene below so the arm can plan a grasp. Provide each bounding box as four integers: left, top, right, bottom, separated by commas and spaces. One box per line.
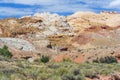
0, 11, 120, 62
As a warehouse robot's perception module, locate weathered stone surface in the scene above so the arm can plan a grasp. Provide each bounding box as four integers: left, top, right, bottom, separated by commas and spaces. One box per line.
0, 38, 35, 51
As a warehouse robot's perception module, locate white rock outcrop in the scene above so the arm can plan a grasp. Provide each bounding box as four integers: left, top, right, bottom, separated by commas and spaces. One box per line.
0, 38, 35, 51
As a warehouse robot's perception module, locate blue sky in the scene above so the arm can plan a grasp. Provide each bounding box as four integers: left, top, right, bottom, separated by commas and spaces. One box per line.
0, 0, 120, 19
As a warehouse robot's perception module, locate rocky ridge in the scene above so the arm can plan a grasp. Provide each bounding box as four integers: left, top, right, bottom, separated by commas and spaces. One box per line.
0, 11, 120, 62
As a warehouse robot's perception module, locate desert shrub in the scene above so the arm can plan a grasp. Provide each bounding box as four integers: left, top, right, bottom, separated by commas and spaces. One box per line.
63, 58, 72, 62
0, 72, 9, 80
61, 68, 85, 80
74, 75, 85, 80
83, 69, 98, 79
57, 67, 68, 76
37, 73, 49, 80
41, 55, 49, 63
0, 45, 12, 58
73, 69, 80, 76
73, 69, 85, 80
62, 74, 75, 80
100, 69, 112, 75
10, 73, 26, 80
47, 64, 60, 69
93, 56, 117, 63
50, 75, 61, 80
62, 74, 85, 80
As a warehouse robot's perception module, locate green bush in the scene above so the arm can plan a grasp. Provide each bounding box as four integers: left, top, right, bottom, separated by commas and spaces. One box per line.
0, 45, 12, 58
41, 55, 49, 63
93, 56, 117, 64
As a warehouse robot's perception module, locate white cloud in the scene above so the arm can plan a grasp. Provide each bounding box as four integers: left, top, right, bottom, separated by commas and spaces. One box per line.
0, 7, 33, 16
108, 0, 120, 8
0, 0, 96, 17
36, 3, 94, 13
0, 0, 119, 18
0, 0, 59, 5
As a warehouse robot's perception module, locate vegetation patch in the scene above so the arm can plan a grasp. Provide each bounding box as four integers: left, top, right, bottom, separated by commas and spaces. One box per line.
0, 45, 12, 58
93, 56, 118, 64
40, 55, 50, 63
0, 61, 120, 80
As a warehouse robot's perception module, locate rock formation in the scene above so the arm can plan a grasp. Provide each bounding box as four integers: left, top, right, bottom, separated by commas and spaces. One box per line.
0, 11, 120, 62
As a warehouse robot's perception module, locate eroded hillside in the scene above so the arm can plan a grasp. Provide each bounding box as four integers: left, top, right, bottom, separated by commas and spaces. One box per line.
0, 12, 120, 62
